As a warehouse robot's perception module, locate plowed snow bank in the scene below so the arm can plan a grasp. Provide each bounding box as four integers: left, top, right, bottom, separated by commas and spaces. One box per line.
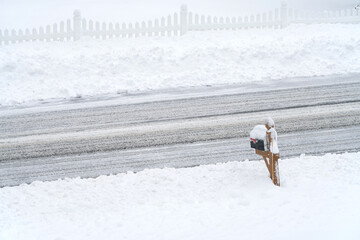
1, 24, 360, 105
1, 152, 360, 239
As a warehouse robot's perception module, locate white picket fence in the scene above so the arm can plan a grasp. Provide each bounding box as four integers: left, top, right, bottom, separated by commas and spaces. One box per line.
1, 2, 360, 45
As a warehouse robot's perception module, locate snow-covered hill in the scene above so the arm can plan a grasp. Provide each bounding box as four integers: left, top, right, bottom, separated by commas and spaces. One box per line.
1, 24, 360, 106
1, 152, 359, 240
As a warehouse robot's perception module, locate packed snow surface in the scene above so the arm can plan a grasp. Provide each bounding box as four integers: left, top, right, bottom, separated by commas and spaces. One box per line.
1, 24, 360, 105
1, 152, 360, 240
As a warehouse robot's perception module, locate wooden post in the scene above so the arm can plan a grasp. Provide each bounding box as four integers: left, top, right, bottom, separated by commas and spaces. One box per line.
154, 19, 159, 37
39, 27, 44, 41
194, 14, 199, 30
225, 17, 230, 30
53, 23, 58, 41
147, 21, 152, 37
115, 23, 120, 37
128, 23, 133, 38
174, 13, 179, 36
31, 28, 37, 42
25, 29, 30, 42
89, 20, 94, 37
256, 14, 261, 28
66, 19, 71, 41
121, 23, 126, 38
253, 121, 280, 186
200, 15, 205, 30
256, 149, 271, 174
268, 11, 273, 28
73, 10, 82, 41
188, 12, 193, 30
102, 22, 107, 39
237, 17, 242, 29
274, 8, 279, 29
60, 21, 65, 41
271, 153, 280, 186
46, 25, 51, 42
18, 29, 23, 43
82, 19, 87, 37
160, 18, 165, 36
256, 149, 280, 186
266, 125, 280, 186
135, 22, 140, 38
141, 21, 146, 37
262, 12, 267, 28
250, 15, 254, 28
167, 15, 172, 37
244, 16, 248, 29
180, 4, 188, 35
280, 1, 288, 28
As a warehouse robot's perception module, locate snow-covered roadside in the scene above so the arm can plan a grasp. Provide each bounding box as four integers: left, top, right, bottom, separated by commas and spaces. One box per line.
1, 24, 360, 106
0, 152, 359, 240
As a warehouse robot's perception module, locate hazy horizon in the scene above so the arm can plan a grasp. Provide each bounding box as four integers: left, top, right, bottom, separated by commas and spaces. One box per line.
0, 0, 358, 29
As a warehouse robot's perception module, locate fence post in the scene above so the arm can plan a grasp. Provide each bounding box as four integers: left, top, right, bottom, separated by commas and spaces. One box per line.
180, 4, 188, 35
280, 1, 288, 28
73, 10, 82, 40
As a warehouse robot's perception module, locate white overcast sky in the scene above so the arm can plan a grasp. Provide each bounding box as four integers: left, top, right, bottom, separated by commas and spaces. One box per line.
0, 0, 358, 29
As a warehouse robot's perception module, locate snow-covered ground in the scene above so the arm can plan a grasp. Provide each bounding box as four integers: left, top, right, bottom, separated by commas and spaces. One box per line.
1, 152, 359, 240
1, 24, 360, 106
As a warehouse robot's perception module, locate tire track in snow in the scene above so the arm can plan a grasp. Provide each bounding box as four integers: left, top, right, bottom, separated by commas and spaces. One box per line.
0, 77, 359, 186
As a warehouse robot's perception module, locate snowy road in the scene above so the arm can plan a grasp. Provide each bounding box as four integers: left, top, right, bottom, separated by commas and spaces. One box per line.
1, 75, 360, 187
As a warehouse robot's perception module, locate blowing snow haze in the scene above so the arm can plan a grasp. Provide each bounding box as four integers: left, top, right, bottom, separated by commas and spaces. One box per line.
0, 0, 357, 29
1, 0, 360, 238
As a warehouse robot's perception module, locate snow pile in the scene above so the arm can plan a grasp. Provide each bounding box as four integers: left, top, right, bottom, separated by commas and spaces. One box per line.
1, 152, 360, 240
266, 117, 275, 128
1, 24, 360, 105
250, 125, 267, 141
